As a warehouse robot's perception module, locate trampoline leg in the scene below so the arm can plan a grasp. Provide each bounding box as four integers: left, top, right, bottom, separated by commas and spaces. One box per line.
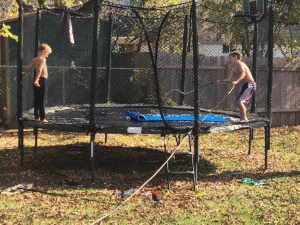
34, 127, 38, 156
264, 124, 271, 170
248, 128, 254, 155
163, 132, 171, 190
90, 132, 95, 182
189, 134, 197, 191
18, 121, 24, 168
194, 161, 197, 192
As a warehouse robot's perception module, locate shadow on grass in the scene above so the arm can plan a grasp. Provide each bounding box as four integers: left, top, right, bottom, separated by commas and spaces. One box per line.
0, 144, 216, 190
1, 143, 300, 191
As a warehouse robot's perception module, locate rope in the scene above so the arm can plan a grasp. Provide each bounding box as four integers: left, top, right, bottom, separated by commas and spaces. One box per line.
165, 80, 231, 97
90, 130, 193, 225
198, 84, 235, 124
166, 89, 194, 96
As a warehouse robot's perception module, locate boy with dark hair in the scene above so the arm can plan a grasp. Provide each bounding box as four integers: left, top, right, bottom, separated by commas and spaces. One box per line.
228, 51, 256, 122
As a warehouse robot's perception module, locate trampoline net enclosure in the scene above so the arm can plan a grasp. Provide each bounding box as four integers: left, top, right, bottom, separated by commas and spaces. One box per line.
18, 2, 272, 133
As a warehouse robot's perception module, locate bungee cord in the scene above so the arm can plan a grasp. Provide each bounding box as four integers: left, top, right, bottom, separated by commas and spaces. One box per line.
90, 130, 193, 225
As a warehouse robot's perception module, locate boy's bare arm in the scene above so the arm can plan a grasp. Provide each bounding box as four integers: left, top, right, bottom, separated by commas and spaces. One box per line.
22, 61, 34, 76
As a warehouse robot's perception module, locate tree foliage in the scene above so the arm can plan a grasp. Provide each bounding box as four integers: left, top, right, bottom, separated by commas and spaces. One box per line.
0, 24, 18, 42
2, 0, 300, 60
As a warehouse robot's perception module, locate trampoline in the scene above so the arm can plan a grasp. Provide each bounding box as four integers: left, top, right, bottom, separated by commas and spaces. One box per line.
16, 1, 274, 191
22, 104, 268, 134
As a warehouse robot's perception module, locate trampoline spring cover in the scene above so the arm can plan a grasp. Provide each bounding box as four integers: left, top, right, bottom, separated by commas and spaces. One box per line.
125, 111, 227, 122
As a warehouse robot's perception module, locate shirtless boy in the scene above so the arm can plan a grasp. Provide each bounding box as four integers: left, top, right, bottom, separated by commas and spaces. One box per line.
22, 43, 52, 122
227, 51, 256, 122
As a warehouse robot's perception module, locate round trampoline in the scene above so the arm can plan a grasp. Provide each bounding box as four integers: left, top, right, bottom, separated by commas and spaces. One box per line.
16, 1, 274, 190
22, 104, 268, 134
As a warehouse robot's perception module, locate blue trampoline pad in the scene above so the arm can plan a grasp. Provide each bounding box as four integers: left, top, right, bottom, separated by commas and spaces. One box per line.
125, 111, 227, 122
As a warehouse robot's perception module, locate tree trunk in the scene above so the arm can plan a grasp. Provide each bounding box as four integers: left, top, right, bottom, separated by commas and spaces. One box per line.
0, 36, 11, 126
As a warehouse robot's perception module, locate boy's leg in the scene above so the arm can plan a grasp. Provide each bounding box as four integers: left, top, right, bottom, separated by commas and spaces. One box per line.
238, 100, 248, 122
39, 78, 46, 121
33, 86, 41, 120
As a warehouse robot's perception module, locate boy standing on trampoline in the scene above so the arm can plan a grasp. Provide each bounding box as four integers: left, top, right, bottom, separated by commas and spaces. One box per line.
227, 51, 256, 123
22, 43, 52, 122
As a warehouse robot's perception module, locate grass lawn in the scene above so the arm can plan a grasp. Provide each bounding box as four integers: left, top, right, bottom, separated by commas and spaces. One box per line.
0, 125, 300, 224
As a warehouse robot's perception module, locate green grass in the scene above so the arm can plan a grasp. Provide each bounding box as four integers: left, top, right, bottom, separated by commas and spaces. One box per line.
0, 126, 300, 224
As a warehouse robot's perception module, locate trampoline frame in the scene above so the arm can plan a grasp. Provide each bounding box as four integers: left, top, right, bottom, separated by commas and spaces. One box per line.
16, 1, 274, 191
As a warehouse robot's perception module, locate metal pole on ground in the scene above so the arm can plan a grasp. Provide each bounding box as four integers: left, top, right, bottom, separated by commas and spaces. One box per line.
90, 0, 101, 182
191, 0, 199, 190
17, 3, 24, 168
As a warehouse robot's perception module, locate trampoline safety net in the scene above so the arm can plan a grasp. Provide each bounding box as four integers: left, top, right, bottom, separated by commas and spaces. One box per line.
5, 1, 273, 133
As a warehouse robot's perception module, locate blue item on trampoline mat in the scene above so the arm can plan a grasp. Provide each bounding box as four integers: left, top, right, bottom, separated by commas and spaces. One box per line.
125, 111, 227, 122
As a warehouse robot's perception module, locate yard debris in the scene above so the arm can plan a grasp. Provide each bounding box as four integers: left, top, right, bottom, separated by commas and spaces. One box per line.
63, 176, 80, 187
114, 188, 138, 198
162, 189, 170, 196
240, 178, 270, 186
1, 183, 33, 195
195, 189, 205, 196
152, 189, 163, 202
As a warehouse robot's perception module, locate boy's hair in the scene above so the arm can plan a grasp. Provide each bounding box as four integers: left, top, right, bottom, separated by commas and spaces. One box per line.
229, 51, 242, 60
38, 43, 52, 54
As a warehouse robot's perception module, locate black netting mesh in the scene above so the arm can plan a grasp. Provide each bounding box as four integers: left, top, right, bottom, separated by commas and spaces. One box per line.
0, 2, 273, 131
194, 4, 271, 117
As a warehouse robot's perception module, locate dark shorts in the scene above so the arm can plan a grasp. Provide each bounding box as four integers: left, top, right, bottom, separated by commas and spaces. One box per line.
238, 81, 256, 105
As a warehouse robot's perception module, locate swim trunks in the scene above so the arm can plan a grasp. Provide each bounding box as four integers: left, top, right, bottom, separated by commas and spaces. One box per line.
238, 81, 256, 105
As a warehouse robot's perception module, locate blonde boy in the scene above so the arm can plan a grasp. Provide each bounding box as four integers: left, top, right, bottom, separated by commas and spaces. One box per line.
23, 43, 52, 122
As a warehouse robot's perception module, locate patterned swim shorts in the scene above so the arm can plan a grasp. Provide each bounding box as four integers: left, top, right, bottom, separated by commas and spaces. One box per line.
238, 81, 256, 105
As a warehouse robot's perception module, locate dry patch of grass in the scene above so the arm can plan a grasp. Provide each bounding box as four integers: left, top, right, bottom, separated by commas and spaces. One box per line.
0, 126, 300, 224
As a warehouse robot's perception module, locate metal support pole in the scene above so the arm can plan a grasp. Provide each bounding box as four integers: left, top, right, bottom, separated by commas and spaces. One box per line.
35, 9, 40, 56
17, 3, 24, 168
191, 0, 199, 188
105, 13, 112, 102
34, 127, 38, 156
90, 0, 101, 182
248, 128, 254, 155
163, 129, 170, 190
264, 123, 270, 169
265, 6, 274, 170
90, 132, 95, 181
251, 18, 257, 113
179, 15, 188, 105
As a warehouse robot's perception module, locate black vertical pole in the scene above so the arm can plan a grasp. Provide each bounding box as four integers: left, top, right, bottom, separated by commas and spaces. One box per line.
191, 0, 199, 191
179, 15, 188, 105
35, 9, 41, 57
34, 9, 41, 155
265, 6, 273, 170
17, 3, 24, 168
251, 18, 257, 113
106, 13, 112, 102
90, 0, 100, 182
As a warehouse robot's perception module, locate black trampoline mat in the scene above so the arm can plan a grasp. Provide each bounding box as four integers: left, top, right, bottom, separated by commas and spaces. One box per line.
22, 104, 268, 134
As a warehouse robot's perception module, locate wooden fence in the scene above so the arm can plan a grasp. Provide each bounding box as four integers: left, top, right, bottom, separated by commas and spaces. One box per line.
110, 54, 300, 127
